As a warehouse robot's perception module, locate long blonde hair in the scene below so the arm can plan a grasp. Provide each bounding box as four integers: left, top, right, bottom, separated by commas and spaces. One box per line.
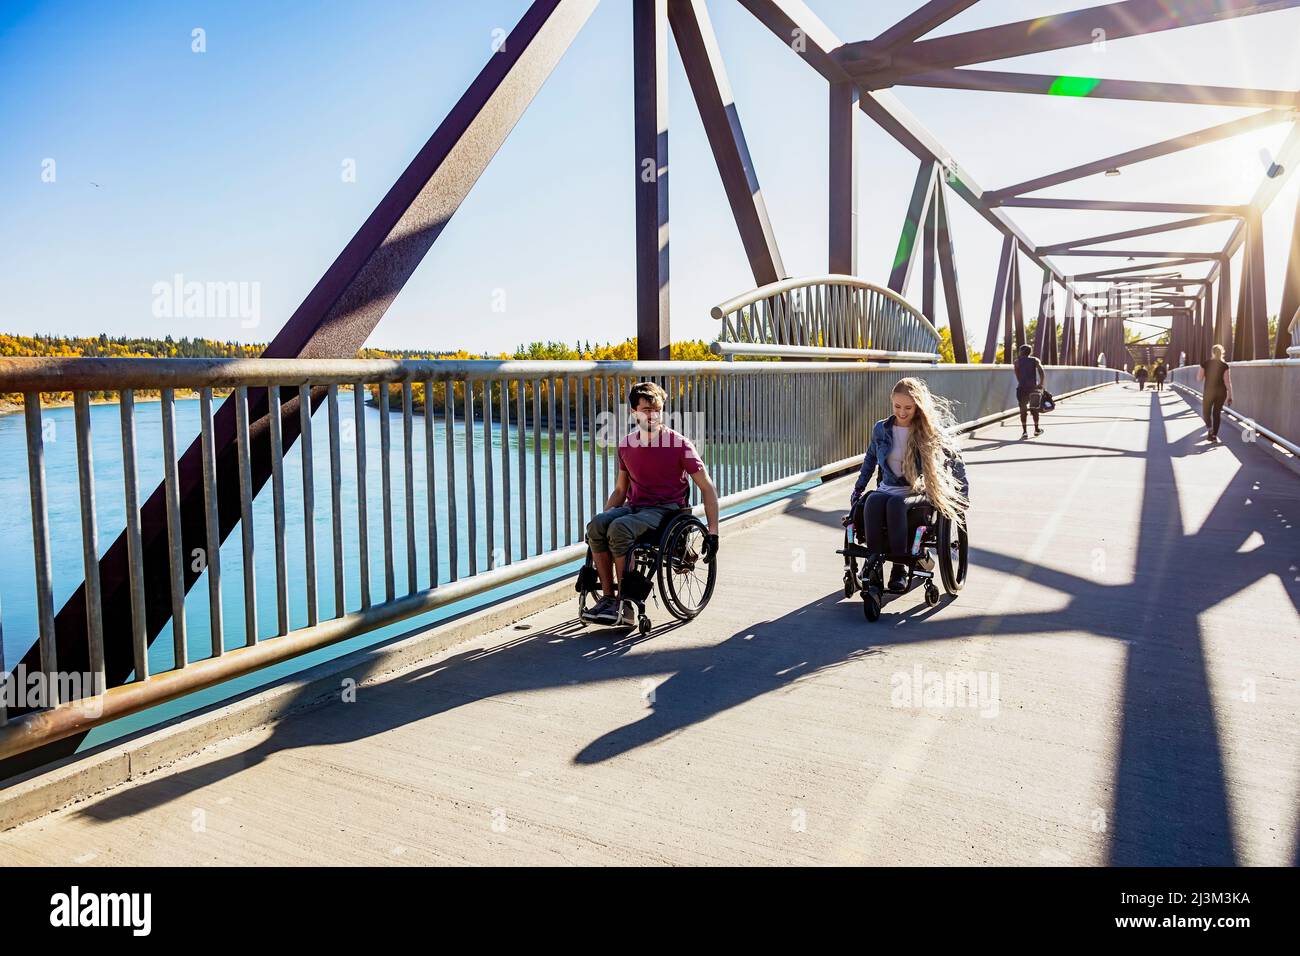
893, 377, 968, 521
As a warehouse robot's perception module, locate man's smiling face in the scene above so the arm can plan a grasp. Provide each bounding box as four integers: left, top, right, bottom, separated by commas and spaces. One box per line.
632, 397, 664, 435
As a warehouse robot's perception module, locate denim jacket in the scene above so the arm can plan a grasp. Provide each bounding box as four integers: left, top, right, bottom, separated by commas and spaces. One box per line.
850, 416, 970, 505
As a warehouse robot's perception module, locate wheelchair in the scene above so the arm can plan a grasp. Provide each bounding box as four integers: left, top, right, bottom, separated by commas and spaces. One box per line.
837, 494, 968, 622
575, 509, 718, 635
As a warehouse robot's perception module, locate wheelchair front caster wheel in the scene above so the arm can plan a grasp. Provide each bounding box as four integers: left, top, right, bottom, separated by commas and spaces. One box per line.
924, 584, 940, 607
863, 591, 881, 622
638, 615, 651, 636
843, 569, 856, 598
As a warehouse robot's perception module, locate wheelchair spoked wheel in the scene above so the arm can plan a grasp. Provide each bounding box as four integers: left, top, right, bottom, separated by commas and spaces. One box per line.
657, 515, 717, 621
937, 514, 969, 594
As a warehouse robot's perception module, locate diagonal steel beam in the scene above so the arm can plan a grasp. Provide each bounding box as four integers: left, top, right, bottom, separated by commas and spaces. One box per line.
836, 0, 1300, 80
933, 182, 970, 362
859, 1, 983, 53
670, 0, 785, 284
1, 0, 602, 779
737, 0, 1095, 313
1048, 249, 1221, 259
987, 109, 1294, 200
997, 198, 1249, 214
1039, 214, 1239, 253
1073, 257, 1213, 279
896, 69, 1300, 108
888, 160, 939, 294
1206, 120, 1300, 285
982, 235, 1013, 363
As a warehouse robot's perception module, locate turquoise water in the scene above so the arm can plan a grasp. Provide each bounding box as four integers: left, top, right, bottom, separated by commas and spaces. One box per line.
0, 398, 812, 750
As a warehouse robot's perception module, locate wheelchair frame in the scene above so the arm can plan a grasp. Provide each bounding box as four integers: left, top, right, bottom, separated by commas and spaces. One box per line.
837, 498, 968, 622
575, 510, 717, 635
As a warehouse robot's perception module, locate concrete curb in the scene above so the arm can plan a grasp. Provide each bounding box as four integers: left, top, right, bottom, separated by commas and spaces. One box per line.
0, 475, 849, 832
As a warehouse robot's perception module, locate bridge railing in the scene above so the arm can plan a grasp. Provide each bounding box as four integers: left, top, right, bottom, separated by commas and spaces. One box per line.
0, 357, 1116, 759
710, 275, 942, 362
1170, 357, 1300, 455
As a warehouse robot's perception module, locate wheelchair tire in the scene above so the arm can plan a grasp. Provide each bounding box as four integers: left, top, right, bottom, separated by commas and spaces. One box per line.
657, 514, 717, 621
843, 569, 856, 598
937, 514, 969, 594
863, 591, 881, 622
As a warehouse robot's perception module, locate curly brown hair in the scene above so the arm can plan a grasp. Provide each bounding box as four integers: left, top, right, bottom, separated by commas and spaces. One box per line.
628, 381, 667, 409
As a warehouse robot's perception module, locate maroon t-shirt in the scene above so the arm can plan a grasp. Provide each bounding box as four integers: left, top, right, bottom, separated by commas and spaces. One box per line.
618, 426, 704, 507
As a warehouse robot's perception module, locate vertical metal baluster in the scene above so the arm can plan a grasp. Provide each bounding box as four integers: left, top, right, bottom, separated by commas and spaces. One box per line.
743, 374, 754, 489
200, 388, 224, 655
327, 385, 345, 616
378, 383, 395, 601
161, 387, 188, 664
601, 375, 611, 502
735, 373, 743, 492
741, 374, 751, 490
483, 378, 495, 570
120, 390, 148, 678
268, 386, 289, 636
715, 374, 725, 496
500, 378, 512, 566
425, 379, 439, 588
445, 378, 458, 583
782, 371, 791, 478
465, 379, 477, 576
354, 382, 371, 608
299, 384, 318, 627
734, 374, 744, 492
575, 377, 584, 542
562, 376, 571, 547
73, 393, 105, 691
23, 393, 57, 703
587, 374, 597, 518
548, 376, 557, 552
516, 379, 527, 562
0, 595, 5, 726
236, 387, 258, 644
532, 378, 542, 556
402, 381, 417, 593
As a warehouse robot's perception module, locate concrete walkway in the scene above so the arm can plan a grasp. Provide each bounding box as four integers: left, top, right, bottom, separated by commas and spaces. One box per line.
2, 384, 1297, 865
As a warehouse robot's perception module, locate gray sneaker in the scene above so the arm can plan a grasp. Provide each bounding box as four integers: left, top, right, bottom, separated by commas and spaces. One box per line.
585, 595, 619, 625
618, 600, 637, 627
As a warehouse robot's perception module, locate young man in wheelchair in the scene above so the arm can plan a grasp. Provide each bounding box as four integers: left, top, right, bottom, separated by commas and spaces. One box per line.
845, 377, 969, 594
582, 381, 720, 626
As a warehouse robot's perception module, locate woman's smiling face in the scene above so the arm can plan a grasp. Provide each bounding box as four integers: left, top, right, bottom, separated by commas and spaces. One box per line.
892, 392, 916, 426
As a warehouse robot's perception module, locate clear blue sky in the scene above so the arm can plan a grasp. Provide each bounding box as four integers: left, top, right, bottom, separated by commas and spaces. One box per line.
2, 0, 1298, 352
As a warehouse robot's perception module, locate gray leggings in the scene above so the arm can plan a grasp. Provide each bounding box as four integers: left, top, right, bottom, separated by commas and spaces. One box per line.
854, 491, 929, 557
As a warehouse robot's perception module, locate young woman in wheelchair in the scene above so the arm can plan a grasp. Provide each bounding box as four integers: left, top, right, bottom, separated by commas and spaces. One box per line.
845, 377, 969, 596
582, 381, 720, 626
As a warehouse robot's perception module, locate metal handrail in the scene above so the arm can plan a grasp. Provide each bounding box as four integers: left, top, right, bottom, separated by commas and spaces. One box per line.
0, 358, 1118, 758
709, 274, 942, 361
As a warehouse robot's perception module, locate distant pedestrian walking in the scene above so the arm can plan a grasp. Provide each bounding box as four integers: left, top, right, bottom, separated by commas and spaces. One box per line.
1013, 344, 1044, 440
1153, 361, 1167, 391
1196, 344, 1233, 443
1135, 365, 1149, 390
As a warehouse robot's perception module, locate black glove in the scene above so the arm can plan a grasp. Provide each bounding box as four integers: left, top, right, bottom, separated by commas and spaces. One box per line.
702, 533, 719, 565
841, 512, 854, 527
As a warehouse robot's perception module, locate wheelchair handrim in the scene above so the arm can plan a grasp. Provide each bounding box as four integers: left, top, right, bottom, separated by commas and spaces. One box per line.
659, 518, 717, 619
